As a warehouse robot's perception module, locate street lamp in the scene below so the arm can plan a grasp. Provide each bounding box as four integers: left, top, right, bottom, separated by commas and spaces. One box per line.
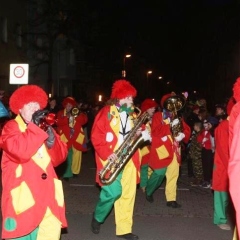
122, 54, 131, 78
158, 76, 163, 79
146, 70, 152, 96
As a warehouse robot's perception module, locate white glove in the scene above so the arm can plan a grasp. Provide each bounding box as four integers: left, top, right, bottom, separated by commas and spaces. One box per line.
141, 129, 152, 142
171, 118, 180, 127
174, 132, 185, 142
202, 137, 208, 143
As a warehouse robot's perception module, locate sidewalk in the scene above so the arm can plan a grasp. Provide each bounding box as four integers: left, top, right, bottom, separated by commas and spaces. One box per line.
60, 151, 234, 240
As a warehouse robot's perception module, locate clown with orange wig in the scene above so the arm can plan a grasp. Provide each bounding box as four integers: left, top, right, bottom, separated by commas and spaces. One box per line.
0, 85, 68, 240
90, 80, 151, 240
56, 96, 88, 179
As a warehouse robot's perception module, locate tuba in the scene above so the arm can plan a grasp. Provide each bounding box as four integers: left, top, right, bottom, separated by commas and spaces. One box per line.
99, 108, 151, 185
163, 94, 186, 137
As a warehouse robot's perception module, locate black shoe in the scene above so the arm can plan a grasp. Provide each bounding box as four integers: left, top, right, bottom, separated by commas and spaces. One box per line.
166, 201, 181, 208
91, 216, 101, 234
117, 233, 139, 240
146, 194, 154, 203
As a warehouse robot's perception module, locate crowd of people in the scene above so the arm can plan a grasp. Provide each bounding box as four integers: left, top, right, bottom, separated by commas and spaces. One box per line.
0, 77, 240, 240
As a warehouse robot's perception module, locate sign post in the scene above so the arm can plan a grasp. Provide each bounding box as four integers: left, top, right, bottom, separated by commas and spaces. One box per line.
9, 64, 29, 84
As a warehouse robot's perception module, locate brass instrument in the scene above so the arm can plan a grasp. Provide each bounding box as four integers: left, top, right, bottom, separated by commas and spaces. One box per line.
163, 94, 186, 137
39, 112, 57, 131
71, 107, 80, 117
69, 107, 80, 128
99, 109, 151, 185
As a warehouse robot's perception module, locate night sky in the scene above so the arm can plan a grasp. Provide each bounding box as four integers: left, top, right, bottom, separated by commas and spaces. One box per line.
73, 0, 240, 103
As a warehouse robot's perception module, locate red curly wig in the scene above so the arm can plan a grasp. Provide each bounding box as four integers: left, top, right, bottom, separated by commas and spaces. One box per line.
9, 85, 48, 114
110, 79, 137, 99
233, 77, 240, 102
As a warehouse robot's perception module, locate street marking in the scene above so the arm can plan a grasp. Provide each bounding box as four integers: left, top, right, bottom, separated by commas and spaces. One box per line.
70, 184, 95, 187
158, 187, 189, 191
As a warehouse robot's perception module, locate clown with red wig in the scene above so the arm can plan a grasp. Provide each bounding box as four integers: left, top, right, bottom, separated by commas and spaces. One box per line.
56, 96, 88, 179
90, 80, 151, 240
145, 92, 191, 207
0, 85, 68, 240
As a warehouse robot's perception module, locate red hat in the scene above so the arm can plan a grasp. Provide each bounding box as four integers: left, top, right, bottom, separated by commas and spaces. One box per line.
110, 79, 137, 99
141, 99, 158, 113
62, 97, 77, 108
233, 77, 240, 102
160, 92, 176, 108
9, 85, 48, 114
226, 97, 236, 115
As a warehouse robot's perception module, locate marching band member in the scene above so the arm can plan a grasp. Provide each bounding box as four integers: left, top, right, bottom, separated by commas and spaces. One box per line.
139, 98, 158, 193
56, 97, 88, 179
91, 79, 151, 240
145, 93, 191, 207
1, 85, 68, 240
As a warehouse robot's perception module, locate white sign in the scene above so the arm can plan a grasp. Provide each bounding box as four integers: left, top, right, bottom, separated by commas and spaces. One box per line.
9, 64, 29, 84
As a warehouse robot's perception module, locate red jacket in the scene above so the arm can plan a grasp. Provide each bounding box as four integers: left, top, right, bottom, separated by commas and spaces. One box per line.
91, 105, 141, 186
56, 109, 88, 151
149, 112, 190, 169
212, 119, 229, 191
1, 115, 68, 239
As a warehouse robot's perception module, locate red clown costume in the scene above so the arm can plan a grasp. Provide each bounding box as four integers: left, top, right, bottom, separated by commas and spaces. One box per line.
0, 85, 68, 240
145, 93, 191, 207
139, 99, 158, 192
91, 80, 149, 240
56, 97, 88, 178
229, 78, 240, 239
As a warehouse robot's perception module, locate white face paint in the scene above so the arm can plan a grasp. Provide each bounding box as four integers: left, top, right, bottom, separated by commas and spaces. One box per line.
119, 96, 133, 108
19, 102, 40, 123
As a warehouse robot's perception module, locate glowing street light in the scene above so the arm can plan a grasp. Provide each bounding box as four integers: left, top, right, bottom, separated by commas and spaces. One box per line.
146, 70, 153, 96
122, 54, 132, 78
158, 76, 163, 79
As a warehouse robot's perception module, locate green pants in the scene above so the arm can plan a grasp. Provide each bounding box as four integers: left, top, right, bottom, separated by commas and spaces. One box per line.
146, 168, 167, 196
140, 164, 148, 188
214, 191, 229, 225
94, 171, 123, 223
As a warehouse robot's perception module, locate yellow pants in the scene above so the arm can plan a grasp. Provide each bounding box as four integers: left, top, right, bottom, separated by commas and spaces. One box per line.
72, 146, 82, 174
9, 208, 61, 240
115, 160, 137, 235
165, 156, 179, 201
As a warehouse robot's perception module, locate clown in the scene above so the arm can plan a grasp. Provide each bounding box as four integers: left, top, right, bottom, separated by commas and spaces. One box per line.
0, 85, 68, 240
139, 98, 158, 193
145, 92, 191, 207
229, 78, 240, 239
56, 96, 88, 179
90, 79, 150, 240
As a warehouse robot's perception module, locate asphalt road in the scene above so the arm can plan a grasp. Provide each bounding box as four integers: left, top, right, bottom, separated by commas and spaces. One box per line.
59, 151, 234, 240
